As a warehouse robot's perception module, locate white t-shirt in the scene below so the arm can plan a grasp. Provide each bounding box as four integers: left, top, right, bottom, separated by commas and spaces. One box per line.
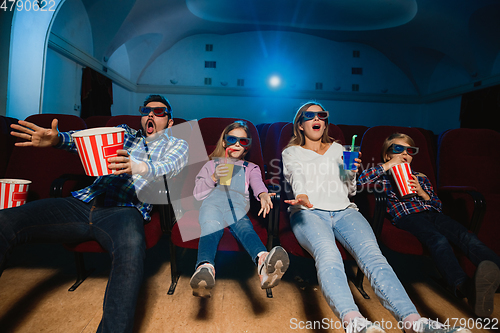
282, 142, 357, 214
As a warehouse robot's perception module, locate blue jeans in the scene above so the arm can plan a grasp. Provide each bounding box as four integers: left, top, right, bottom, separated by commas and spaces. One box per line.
195, 161, 267, 269
0, 196, 145, 333
396, 210, 500, 290
290, 208, 418, 321
196, 212, 267, 268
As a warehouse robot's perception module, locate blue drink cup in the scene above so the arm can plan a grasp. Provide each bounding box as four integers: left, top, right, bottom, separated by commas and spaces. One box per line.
343, 145, 360, 170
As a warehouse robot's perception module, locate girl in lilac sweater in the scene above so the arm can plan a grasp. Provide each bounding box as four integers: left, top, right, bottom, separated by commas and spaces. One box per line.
189, 120, 289, 298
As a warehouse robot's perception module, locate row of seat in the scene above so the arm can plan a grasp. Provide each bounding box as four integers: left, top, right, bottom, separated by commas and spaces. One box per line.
255, 120, 500, 280
1, 114, 499, 297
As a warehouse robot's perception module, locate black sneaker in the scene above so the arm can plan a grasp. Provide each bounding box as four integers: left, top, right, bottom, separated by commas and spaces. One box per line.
469, 260, 500, 317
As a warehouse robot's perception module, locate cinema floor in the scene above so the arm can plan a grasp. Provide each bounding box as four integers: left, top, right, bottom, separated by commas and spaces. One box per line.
0, 235, 498, 333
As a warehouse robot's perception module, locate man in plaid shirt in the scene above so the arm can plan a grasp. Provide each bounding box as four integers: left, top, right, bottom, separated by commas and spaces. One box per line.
2, 95, 188, 332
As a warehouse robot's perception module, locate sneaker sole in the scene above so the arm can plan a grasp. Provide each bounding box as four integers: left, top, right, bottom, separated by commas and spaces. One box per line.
472, 261, 500, 317
261, 247, 290, 289
190, 267, 215, 298
366, 325, 386, 333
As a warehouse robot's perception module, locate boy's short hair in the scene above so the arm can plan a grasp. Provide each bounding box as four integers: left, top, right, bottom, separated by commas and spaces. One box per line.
381, 133, 415, 162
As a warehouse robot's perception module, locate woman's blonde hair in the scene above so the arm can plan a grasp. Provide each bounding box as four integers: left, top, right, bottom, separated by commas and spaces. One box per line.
381, 133, 415, 162
284, 101, 333, 150
209, 120, 251, 160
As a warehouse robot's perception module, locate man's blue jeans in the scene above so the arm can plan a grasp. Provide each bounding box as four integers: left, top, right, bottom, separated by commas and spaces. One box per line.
290, 208, 418, 322
395, 210, 500, 290
0, 196, 145, 333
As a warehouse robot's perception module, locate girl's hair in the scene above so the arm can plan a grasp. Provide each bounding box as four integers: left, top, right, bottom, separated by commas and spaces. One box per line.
284, 101, 333, 150
381, 133, 415, 162
209, 120, 252, 160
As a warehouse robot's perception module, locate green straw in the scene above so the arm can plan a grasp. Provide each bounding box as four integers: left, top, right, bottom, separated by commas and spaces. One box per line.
351, 134, 357, 151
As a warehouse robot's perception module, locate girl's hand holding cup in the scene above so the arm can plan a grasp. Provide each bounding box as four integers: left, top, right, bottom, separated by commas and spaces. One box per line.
211, 164, 229, 182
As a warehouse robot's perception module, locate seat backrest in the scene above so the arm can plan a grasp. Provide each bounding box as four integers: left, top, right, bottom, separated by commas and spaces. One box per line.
360, 126, 436, 187
262, 122, 290, 178
0, 115, 18, 178
337, 124, 369, 145
258, 123, 272, 151
415, 127, 437, 176
84, 115, 112, 128
106, 115, 142, 130
438, 128, 500, 193
5, 114, 88, 201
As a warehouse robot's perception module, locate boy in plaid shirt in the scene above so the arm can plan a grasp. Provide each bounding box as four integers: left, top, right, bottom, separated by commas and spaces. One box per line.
358, 132, 500, 318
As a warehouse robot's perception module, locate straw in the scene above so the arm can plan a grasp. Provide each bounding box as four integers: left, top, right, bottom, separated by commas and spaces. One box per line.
351, 134, 357, 152
225, 147, 235, 164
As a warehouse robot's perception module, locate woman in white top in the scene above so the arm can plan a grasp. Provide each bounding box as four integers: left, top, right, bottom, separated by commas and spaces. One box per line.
281, 101, 469, 333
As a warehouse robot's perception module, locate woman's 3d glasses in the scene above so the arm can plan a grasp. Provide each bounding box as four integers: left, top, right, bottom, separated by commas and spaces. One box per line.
388, 144, 419, 155
302, 111, 329, 121
224, 135, 252, 147
138, 106, 171, 117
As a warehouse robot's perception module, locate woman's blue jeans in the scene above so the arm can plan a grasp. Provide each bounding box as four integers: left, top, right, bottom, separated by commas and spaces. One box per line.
290, 208, 418, 322
0, 196, 145, 333
395, 210, 500, 290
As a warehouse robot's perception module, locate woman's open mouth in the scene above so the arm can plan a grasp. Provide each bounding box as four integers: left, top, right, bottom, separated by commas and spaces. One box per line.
312, 124, 321, 130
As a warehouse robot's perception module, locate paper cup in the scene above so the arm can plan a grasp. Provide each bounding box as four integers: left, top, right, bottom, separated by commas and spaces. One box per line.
343, 145, 360, 171
390, 163, 417, 198
72, 127, 125, 176
0, 179, 31, 209
219, 164, 235, 186
214, 158, 237, 186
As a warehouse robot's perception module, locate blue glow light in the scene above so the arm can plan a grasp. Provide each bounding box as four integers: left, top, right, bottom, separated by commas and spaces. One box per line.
269, 75, 281, 88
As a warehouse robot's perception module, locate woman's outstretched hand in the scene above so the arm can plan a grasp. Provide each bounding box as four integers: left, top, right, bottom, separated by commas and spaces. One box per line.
284, 194, 313, 208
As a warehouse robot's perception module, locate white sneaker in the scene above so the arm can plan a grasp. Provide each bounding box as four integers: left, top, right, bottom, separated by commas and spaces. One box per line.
346, 317, 385, 333
412, 318, 471, 333
189, 263, 215, 298
257, 246, 290, 289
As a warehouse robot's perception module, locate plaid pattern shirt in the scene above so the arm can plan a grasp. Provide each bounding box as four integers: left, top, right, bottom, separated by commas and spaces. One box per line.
358, 164, 441, 222
56, 124, 189, 221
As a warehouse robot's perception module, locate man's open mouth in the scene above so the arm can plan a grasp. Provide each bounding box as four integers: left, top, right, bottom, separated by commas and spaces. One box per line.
147, 119, 155, 134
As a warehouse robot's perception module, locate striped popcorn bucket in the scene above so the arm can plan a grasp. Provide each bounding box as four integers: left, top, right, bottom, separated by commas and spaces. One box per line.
72, 127, 126, 176
390, 163, 417, 199
0, 179, 32, 209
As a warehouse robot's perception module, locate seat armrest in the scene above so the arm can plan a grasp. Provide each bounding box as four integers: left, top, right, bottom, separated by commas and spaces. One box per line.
372, 190, 387, 237
156, 200, 176, 234
437, 186, 486, 234
266, 184, 281, 250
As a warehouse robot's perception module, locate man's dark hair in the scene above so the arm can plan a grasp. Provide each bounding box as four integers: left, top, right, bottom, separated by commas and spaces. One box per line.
143, 95, 172, 112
